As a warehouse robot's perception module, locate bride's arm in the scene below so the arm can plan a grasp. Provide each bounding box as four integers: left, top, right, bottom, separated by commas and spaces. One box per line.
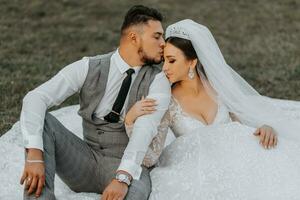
124, 97, 158, 136
143, 110, 170, 167
229, 112, 277, 149
124, 99, 171, 167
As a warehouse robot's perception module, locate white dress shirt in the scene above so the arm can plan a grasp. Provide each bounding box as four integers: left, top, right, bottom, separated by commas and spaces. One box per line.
20, 49, 171, 180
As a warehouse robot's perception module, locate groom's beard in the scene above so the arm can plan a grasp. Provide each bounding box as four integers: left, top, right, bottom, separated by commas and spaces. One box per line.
138, 47, 163, 66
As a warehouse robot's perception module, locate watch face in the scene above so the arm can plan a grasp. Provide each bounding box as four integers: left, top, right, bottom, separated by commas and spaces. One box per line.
116, 173, 130, 185
118, 174, 126, 181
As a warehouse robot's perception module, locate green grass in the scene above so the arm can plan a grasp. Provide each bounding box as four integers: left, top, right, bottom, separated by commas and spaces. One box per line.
1, 0, 299, 136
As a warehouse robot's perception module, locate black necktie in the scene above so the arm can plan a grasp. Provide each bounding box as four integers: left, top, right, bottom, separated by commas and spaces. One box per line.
104, 68, 135, 123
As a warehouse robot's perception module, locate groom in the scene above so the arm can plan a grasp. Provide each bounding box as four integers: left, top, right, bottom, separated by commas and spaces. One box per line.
20, 5, 171, 200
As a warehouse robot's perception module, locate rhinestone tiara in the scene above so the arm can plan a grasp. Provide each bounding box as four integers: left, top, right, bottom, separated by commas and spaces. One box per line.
166, 25, 190, 40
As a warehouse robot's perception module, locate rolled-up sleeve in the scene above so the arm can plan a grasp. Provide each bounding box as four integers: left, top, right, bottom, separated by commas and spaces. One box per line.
117, 71, 171, 179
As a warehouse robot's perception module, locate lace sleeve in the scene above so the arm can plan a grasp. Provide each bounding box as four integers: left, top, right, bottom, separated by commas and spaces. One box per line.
143, 109, 170, 167
124, 110, 171, 167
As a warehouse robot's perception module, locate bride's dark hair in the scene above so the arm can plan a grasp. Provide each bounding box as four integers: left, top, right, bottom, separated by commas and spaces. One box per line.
166, 37, 207, 78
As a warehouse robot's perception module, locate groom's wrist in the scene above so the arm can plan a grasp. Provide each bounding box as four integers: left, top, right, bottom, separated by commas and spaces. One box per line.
27, 148, 43, 160
116, 170, 133, 181
115, 170, 133, 186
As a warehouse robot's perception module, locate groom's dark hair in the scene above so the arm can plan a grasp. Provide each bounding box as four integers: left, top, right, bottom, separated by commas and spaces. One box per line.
121, 5, 163, 34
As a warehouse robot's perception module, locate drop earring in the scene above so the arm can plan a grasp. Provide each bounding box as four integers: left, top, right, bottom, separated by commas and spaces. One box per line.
188, 67, 195, 79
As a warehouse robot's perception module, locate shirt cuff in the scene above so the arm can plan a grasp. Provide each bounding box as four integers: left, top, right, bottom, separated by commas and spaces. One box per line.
117, 160, 143, 180
23, 135, 44, 152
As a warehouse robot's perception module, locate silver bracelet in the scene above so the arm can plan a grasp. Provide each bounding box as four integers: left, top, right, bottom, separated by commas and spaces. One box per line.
26, 159, 44, 163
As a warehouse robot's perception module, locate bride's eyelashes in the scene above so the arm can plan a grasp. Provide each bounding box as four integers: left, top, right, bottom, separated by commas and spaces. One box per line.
169, 60, 176, 64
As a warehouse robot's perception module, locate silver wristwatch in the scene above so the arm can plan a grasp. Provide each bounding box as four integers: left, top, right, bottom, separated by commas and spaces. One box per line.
115, 172, 131, 186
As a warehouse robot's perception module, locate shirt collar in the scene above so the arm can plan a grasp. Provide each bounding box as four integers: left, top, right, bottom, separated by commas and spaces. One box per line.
114, 48, 141, 74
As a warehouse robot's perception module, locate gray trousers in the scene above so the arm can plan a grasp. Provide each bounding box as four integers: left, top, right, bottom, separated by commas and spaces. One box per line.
23, 113, 152, 200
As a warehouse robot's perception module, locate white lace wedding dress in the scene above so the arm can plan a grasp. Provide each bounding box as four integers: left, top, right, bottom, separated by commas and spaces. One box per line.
149, 96, 300, 200
1, 97, 300, 199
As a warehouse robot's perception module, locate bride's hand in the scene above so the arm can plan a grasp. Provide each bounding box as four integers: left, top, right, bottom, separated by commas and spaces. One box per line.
254, 125, 278, 149
124, 96, 157, 125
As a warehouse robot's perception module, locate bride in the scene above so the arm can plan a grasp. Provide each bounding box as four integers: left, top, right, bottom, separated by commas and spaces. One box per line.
124, 19, 300, 199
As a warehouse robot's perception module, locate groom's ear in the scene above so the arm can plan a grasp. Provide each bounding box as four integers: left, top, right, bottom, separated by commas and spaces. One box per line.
127, 30, 142, 47
128, 32, 138, 45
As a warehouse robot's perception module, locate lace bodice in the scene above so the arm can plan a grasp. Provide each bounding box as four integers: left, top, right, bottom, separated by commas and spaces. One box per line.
169, 96, 232, 137
125, 96, 232, 167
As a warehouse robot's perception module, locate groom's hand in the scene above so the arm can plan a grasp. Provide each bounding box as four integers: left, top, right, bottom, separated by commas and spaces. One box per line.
101, 179, 128, 200
254, 125, 278, 149
20, 148, 45, 198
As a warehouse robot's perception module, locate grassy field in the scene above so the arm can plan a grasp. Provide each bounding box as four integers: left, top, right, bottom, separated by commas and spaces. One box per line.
0, 0, 299, 136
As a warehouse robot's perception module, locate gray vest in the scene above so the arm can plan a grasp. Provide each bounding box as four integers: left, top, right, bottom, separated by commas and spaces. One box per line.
78, 51, 161, 159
